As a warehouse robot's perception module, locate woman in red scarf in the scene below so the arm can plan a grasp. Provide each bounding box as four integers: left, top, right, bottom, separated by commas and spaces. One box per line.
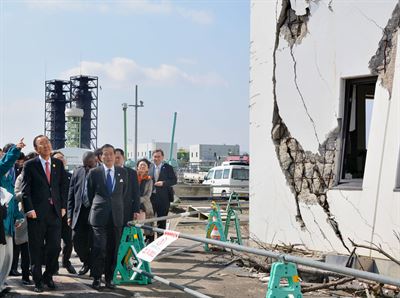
136, 159, 154, 243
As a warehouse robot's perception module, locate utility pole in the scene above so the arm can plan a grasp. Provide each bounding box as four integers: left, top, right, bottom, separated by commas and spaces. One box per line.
122, 103, 128, 156
168, 112, 177, 163
122, 85, 144, 162
133, 85, 144, 162
129, 85, 144, 162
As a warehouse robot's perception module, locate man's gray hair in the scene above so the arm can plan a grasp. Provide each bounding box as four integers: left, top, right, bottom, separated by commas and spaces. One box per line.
82, 151, 96, 164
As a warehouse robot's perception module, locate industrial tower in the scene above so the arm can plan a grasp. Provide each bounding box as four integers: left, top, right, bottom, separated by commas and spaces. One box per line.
70, 75, 98, 150
44, 75, 98, 150
44, 80, 70, 150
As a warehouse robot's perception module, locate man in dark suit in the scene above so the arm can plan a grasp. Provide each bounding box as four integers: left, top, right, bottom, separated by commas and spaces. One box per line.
149, 149, 177, 231
21, 135, 68, 292
114, 148, 140, 225
86, 144, 127, 290
67, 151, 97, 276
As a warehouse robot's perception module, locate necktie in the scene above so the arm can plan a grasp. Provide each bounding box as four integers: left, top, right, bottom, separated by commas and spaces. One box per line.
45, 161, 51, 184
155, 165, 160, 181
106, 169, 113, 195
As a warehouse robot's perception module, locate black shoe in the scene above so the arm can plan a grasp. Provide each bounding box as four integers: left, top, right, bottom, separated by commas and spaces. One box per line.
92, 279, 101, 291
63, 263, 77, 274
105, 280, 116, 290
22, 277, 32, 285
78, 264, 90, 275
9, 269, 22, 276
33, 283, 44, 293
44, 277, 56, 290
0, 287, 11, 297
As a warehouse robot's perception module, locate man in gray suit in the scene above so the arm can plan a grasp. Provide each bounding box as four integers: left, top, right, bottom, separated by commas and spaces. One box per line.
86, 144, 127, 290
67, 151, 97, 276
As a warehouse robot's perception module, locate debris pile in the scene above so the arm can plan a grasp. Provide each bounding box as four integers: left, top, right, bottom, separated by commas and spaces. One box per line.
231, 242, 400, 297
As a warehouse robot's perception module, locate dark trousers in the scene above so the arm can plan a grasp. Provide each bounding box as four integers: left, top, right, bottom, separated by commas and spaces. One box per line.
151, 194, 170, 230
91, 219, 122, 281
61, 215, 73, 266
27, 207, 61, 284
12, 240, 30, 280
72, 208, 92, 265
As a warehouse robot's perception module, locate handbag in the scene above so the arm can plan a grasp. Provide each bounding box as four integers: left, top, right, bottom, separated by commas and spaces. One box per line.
15, 217, 28, 245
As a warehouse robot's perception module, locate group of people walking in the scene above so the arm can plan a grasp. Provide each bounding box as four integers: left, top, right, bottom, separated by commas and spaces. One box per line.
0, 135, 177, 295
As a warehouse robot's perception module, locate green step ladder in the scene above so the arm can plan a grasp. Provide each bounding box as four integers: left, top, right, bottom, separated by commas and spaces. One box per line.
113, 226, 152, 285
204, 194, 243, 251
266, 261, 303, 298
224, 192, 242, 245
204, 202, 227, 252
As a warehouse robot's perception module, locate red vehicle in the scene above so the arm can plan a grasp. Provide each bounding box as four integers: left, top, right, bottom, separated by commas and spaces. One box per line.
224, 155, 249, 165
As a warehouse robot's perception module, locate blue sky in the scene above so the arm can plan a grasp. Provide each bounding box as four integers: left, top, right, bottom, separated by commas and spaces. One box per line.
0, 0, 249, 154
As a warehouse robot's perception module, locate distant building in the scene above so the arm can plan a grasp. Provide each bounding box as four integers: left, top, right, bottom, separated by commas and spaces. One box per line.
189, 144, 240, 163
127, 142, 177, 161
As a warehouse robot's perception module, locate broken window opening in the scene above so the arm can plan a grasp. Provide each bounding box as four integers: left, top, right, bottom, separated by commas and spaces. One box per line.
339, 76, 378, 185
395, 149, 400, 191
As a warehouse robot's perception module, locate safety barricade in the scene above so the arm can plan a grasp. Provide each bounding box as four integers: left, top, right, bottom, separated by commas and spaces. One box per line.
113, 226, 152, 285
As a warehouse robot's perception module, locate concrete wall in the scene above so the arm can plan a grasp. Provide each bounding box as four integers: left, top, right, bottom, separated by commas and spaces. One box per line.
250, 0, 400, 260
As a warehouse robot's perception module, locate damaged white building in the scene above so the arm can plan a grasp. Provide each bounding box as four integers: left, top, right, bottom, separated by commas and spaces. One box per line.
250, 0, 400, 276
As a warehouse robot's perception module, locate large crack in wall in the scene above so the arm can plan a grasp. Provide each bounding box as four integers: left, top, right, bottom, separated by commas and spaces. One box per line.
369, 3, 400, 94
271, 0, 350, 252
271, 1, 400, 253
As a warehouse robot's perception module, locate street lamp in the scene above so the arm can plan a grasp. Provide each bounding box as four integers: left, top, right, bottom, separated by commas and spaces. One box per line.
122, 85, 144, 162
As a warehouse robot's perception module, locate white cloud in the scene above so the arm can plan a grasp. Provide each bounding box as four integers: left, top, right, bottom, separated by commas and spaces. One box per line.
25, 0, 214, 25
177, 7, 214, 25
60, 57, 227, 88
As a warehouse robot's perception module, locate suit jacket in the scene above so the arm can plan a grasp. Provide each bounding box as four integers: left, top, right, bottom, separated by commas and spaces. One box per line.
21, 157, 68, 219
123, 167, 140, 225
67, 166, 89, 229
86, 165, 128, 227
150, 162, 177, 206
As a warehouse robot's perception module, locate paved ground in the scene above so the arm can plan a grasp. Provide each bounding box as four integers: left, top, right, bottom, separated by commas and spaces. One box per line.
6, 238, 267, 297
4, 202, 335, 297
4, 204, 266, 298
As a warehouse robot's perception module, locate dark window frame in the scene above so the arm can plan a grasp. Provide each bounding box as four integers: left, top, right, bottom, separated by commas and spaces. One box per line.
337, 76, 377, 188
395, 150, 400, 191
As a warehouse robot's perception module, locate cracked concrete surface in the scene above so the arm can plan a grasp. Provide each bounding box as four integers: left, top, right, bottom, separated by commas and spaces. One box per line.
271, 0, 350, 252
369, 3, 400, 94
278, 0, 310, 47
269, 0, 400, 255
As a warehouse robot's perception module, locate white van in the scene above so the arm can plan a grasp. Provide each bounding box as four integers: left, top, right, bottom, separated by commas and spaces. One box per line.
203, 162, 249, 199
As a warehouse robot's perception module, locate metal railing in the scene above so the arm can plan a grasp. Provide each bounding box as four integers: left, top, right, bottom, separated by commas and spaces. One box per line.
130, 267, 211, 298
135, 224, 400, 288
